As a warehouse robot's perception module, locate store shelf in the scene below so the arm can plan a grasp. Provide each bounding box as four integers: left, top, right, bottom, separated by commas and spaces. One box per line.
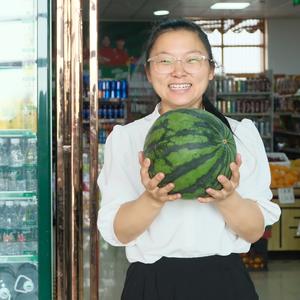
274, 130, 300, 137
0, 191, 37, 199
0, 130, 36, 138
0, 255, 38, 264
226, 113, 270, 117
218, 92, 271, 97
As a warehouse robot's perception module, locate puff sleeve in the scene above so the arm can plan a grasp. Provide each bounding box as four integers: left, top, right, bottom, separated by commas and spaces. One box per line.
234, 119, 281, 227
97, 125, 141, 246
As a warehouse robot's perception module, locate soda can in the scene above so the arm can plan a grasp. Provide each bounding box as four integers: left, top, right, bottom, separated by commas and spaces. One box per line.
121, 80, 128, 99
116, 80, 121, 98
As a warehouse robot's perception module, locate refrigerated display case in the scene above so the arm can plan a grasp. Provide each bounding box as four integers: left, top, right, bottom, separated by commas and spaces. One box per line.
0, 0, 52, 299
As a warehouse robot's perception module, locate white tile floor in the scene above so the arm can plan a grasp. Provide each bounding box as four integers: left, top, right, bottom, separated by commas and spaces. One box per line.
251, 259, 300, 300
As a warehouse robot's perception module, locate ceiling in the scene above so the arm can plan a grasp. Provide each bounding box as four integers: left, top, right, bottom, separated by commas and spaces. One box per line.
89, 0, 300, 21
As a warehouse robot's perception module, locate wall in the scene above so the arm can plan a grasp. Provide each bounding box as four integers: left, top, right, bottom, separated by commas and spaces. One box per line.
268, 18, 300, 75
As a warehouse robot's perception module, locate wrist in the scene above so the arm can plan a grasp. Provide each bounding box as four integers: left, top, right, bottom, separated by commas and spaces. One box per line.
141, 190, 165, 209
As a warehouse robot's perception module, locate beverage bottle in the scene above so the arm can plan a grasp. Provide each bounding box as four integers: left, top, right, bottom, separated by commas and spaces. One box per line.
14, 263, 38, 296
8, 167, 26, 191
0, 168, 8, 191
25, 138, 37, 166
15, 293, 38, 300
25, 166, 37, 191
0, 138, 9, 167
9, 138, 24, 167
0, 265, 16, 300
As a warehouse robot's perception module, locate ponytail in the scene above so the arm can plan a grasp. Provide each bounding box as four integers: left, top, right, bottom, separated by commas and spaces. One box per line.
202, 96, 233, 133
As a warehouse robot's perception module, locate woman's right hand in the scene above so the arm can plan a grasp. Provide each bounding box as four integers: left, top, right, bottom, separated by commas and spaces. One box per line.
139, 152, 181, 207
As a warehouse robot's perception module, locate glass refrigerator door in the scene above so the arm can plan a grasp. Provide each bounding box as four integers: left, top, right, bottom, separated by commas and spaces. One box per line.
0, 1, 51, 299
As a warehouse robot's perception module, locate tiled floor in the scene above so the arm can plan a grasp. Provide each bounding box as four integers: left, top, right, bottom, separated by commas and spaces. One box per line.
251, 259, 300, 300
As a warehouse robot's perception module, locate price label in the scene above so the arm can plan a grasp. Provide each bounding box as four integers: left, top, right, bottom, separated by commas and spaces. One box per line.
278, 188, 295, 204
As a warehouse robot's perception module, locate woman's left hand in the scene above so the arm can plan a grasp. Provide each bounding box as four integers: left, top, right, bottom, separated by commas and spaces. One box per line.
197, 154, 242, 203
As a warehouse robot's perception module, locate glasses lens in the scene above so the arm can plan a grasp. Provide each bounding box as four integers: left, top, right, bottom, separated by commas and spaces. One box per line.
183, 55, 205, 73
150, 54, 207, 74
152, 55, 174, 74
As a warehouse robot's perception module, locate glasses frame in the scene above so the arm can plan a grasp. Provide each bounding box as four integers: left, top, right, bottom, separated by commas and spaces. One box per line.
147, 53, 215, 74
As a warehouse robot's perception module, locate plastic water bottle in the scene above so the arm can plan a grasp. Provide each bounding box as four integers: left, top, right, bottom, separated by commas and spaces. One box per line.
8, 167, 26, 191
25, 166, 37, 191
9, 138, 24, 167
0, 168, 8, 191
14, 263, 38, 297
0, 139, 9, 167
25, 139, 37, 165
0, 265, 16, 300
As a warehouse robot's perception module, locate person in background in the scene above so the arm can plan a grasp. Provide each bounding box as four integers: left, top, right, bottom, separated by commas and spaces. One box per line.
97, 18, 281, 300
99, 35, 114, 66
111, 35, 130, 66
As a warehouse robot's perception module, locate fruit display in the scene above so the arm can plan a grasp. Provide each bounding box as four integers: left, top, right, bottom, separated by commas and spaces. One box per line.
143, 108, 237, 199
270, 162, 300, 188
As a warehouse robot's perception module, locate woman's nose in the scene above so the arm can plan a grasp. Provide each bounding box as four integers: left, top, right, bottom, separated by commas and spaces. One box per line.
171, 60, 186, 76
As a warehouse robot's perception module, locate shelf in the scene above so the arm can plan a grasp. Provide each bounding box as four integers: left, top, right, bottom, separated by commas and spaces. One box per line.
83, 118, 125, 124
274, 93, 300, 99
0, 130, 36, 138
0, 59, 37, 69
83, 96, 127, 103
0, 191, 37, 200
274, 130, 300, 137
217, 92, 271, 97
274, 112, 300, 118
281, 148, 300, 155
0, 255, 38, 264
225, 113, 270, 117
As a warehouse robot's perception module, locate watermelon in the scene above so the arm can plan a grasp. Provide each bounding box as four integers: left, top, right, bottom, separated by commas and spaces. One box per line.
143, 108, 237, 199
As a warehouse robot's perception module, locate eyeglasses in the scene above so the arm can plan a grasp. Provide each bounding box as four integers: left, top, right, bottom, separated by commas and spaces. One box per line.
147, 53, 214, 74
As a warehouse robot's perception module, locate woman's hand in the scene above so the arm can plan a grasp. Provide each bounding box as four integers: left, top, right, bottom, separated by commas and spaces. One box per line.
139, 151, 181, 207
197, 154, 242, 203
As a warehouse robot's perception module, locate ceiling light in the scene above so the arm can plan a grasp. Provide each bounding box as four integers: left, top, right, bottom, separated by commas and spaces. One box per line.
153, 10, 170, 16
210, 2, 250, 10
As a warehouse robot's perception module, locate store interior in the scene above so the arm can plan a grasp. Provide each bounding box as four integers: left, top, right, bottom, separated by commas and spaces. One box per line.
59, 0, 300, 299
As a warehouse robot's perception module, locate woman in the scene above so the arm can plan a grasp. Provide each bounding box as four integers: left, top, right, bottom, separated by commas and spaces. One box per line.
97, 19, 281, 300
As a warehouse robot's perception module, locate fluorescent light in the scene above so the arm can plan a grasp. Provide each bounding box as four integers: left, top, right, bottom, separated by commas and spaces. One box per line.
210, 2, 250, 10
153, 10, 170, 16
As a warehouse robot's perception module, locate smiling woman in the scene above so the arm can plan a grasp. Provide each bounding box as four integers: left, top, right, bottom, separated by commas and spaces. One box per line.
97, 18, 281, 300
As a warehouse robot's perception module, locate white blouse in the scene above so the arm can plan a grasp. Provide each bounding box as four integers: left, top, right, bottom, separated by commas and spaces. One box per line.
97, 104, 281, 264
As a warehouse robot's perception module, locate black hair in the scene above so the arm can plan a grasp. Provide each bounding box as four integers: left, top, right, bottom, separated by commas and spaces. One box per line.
144, 18, 232, 132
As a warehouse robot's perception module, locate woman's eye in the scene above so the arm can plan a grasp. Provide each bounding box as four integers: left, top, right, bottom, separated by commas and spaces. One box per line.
159, 58, 172, 64
186, 57, 201, 64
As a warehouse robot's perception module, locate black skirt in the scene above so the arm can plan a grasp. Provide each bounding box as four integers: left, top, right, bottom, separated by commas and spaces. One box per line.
121, 254, 259, 300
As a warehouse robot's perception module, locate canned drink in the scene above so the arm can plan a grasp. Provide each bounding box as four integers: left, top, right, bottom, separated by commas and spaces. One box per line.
110, 80, 116, 98
116, 80, 121, 98
121, 80, 128, 99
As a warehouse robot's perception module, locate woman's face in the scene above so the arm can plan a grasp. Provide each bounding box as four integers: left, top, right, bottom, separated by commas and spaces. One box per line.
146, 30, 214, 114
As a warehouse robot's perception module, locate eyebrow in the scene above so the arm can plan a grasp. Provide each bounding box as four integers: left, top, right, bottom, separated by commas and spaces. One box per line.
151, 50, 207, 57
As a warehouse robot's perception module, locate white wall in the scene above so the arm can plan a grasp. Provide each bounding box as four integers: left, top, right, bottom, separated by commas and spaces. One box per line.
268, 18, 300, 75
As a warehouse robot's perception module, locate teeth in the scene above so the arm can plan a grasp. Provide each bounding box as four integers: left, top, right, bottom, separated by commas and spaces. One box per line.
169, 83, 191, 90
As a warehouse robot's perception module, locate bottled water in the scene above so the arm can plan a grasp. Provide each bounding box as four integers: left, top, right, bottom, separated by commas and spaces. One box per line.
9, 139, 24, 167
0, 168, 8, 191
0, 138, 9, 167
15, 263, 38, 297
25, 166, 36, 191
0, 265, 16, 300
25, 139, 37, 165
7, 167, 26, 191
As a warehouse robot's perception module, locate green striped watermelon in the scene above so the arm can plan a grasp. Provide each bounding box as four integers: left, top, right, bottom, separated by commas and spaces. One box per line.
143, 108, 237, 199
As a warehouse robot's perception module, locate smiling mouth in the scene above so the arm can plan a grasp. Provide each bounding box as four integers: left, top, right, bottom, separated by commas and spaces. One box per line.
169, 83, 192, 90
